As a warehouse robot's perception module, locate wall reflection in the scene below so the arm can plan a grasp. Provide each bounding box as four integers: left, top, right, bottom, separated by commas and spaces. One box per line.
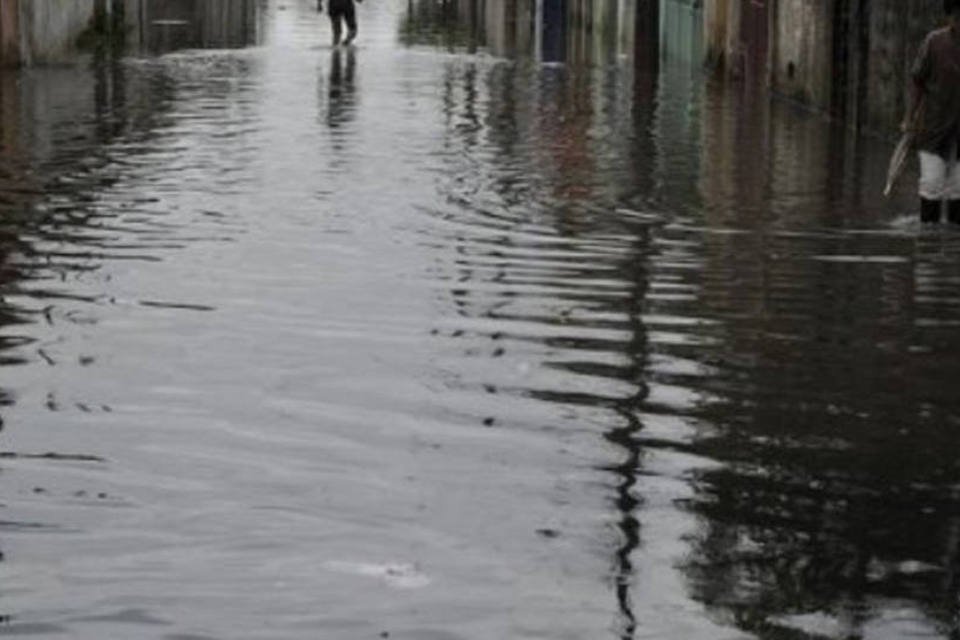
408, 1, 960, 638
0, 35, 255, 437
400, 0, 636, 64
127, 0, 260, 53
399, 0, 483, 52
0, 60, 162, 426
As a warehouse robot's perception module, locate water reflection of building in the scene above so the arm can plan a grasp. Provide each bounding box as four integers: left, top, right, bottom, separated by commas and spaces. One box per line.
659, 0, 702, 64
0, 0, 260, 65
124, 0, 259, 53
0, 0, 19, 65
398, 0, 481, 51
481, 0, 536, 58
412, 4, 664, 637
400, 0, 637, 64
432, 52, 656, 636
678, 231, 960, 636
0, 60, 128, 437
0, 69, 34, 399
0, 5, 256, 415
688, 4, 960, 636
406, 1, 960, 638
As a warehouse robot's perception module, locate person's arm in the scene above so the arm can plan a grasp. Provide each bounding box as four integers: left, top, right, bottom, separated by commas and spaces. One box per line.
903, 35, 932, 132
903, 82, 924, 133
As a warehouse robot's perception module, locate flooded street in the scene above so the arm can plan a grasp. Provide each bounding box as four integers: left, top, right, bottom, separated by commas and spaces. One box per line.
2, 1, 960, 638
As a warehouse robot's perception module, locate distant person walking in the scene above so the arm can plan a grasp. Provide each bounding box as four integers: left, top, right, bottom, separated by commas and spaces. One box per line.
904, 0, 960, 223
317, 0, 362, 47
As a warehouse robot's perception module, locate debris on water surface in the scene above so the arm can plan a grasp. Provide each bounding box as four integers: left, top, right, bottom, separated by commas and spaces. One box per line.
322, 561, 431, 589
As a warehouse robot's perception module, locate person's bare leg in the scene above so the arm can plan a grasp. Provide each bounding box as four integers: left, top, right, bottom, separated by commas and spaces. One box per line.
949, 145, 960, 224
331, 15, 343, 46
343, 10, 358, 45
919, 151, 947, 223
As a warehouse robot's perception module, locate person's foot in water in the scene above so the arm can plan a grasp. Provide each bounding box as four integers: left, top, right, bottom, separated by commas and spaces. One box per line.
949, 200, 960, 224
331, 18, 343, 46
921, 197, 942, 223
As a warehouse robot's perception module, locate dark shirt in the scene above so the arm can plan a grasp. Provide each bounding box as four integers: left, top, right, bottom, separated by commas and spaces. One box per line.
328, 0, 355, 13
912, 26, 960, 156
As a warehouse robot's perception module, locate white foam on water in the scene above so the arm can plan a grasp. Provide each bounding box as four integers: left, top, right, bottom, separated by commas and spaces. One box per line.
322, 561, 432, 589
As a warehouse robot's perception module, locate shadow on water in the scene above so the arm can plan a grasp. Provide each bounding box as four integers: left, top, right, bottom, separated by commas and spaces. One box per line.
409, 0, 960, 638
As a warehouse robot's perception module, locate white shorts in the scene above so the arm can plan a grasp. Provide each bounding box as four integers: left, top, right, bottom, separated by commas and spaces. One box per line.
919, 142, 960, 200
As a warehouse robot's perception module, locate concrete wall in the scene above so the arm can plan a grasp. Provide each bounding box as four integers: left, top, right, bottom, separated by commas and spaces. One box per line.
0, 0, 256, 66
703, 0, 728, 67
770, 0, 832, 108
127, 0, 257, 53
196, 0, 257, 49
859, 1, 942, 133
662, 0, 703, 64
0, 0, 19, 65
483, 0, 532, 57
0, 0, 107, 66
565, 0, 631, 64
707, 0, 946, 136
18, 0, 99, 65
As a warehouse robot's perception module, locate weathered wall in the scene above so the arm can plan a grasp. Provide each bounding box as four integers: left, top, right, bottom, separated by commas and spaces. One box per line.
0, 0, 19, 65
770, 0, 832, 108
662, 0, 703, 64
702, 0, 761, 80
1, 0, 256, 66
566, 0, 626, 64
737, 0, 769, 85
18, 0, 99, 65
130, 0, 257, 52
194, 0, 260, 49
859, 1, 942, 133
709, 0, 947, 136
703, 0, 729, 67
483, 0, 534, 57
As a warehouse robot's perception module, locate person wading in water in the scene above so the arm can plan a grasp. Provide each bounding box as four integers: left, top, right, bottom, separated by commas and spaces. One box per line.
318, 0, 363, 47
904, 0, 960, 223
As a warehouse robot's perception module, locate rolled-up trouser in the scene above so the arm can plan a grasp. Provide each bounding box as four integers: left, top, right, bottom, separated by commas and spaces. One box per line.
329, 0, 357, 42
918, 141, 960, 201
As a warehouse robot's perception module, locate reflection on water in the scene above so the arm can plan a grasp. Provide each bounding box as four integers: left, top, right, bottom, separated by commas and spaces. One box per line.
413, 1, 960, 639
0, 0, 958, 638
132, 0, 261, 52
324, 47, 357, 131
398, 0, 638, 63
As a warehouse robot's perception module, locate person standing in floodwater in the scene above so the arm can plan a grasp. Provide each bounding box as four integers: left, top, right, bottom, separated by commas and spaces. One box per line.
904, 0, 960, 223
317, 0, 363, 46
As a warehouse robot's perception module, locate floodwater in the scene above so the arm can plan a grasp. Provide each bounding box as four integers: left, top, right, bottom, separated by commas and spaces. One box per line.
1, 1, 959, 639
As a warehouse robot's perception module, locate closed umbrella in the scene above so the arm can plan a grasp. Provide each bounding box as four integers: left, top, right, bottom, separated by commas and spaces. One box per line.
883, 131, 914, 197
884, 100, 924, 198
